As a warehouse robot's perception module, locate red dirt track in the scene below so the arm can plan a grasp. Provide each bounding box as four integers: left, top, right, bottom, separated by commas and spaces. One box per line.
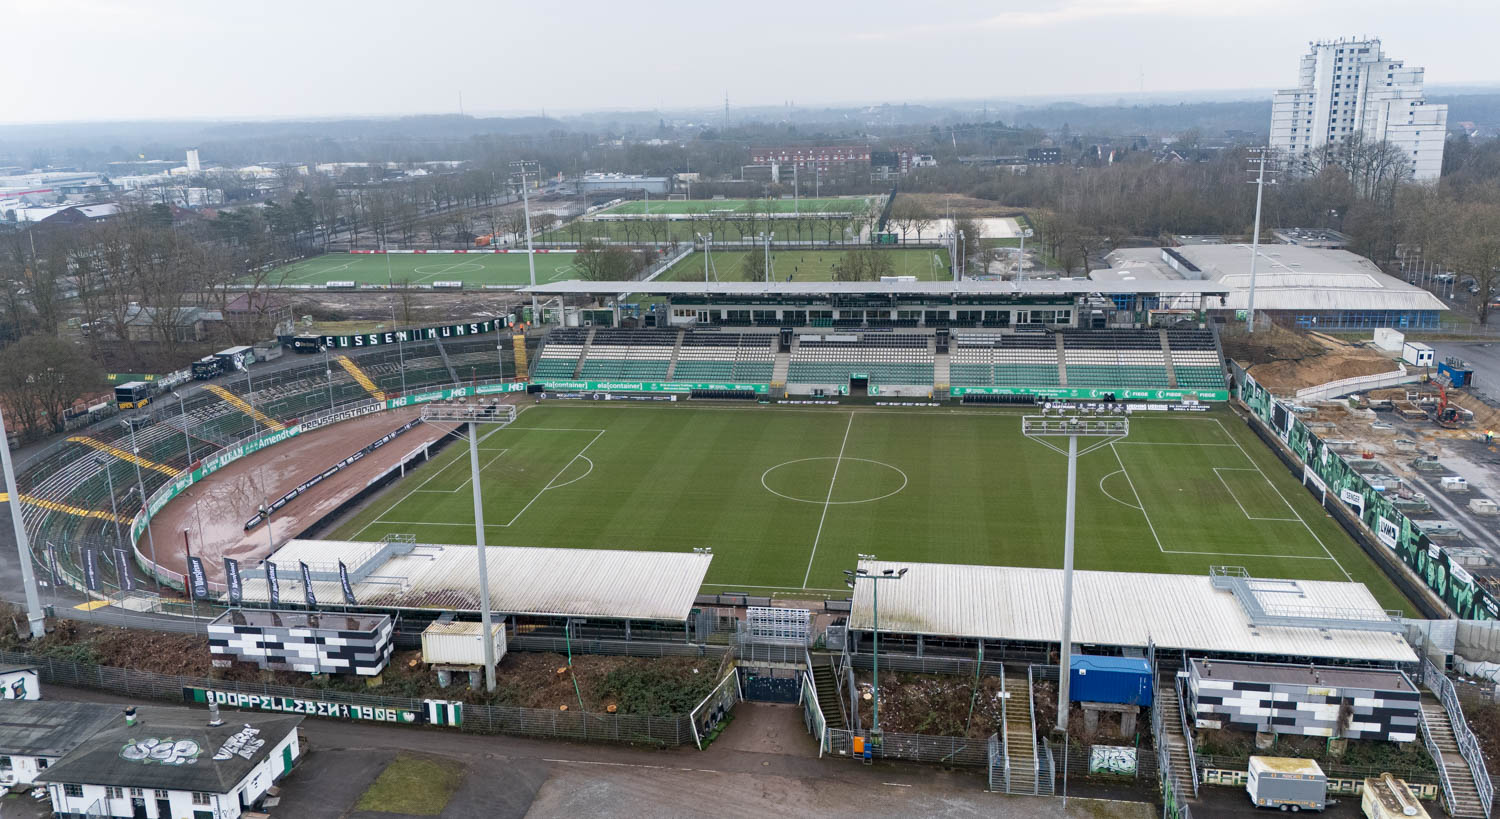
147, 409, 457, 582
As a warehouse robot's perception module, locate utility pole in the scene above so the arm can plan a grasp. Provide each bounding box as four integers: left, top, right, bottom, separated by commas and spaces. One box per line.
844, 557, 906, 749
1, 407, 46, 638
510, 160, 541, 325
1245, 148, 1276, 334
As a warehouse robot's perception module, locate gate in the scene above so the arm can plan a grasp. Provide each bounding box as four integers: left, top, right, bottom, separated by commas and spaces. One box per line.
740, 667, 800, 703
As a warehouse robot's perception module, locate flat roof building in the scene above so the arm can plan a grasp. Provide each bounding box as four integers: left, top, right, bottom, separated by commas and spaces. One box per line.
0, 701, 118, 788
1095, 244, 1445, 331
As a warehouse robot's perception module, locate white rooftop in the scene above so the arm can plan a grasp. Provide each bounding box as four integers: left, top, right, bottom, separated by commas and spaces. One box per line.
1097, 245, 1446, 313
847, 560, 1416, 664
241, 539, 712, 622
524, 279, 1229, 296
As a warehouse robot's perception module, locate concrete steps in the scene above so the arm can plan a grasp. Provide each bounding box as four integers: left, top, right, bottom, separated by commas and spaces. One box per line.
1002, 672, 1039, 795
1156, 685, 1196, 803
812, 655, 845, 730
572, 327, 598, 379
1421, 696, 1486, 818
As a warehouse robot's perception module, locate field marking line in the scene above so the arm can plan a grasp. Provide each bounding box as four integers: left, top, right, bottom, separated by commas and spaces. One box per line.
802, 412, 855, 589
1159, 549, 1339, 561
415, 449, 509, 493
502, 428, 606, 526
1098, 469, 1142, 511
281, 258, 355, 284
1212, 466, 1300, 522
350, 423, 516, 539
1114, 441, 1239, 447
409, 259, 482, 283
546, 455, 594, 490
1108, 442, 1166, 554
1211, 418, 1353, 581
761, 457, 908, 505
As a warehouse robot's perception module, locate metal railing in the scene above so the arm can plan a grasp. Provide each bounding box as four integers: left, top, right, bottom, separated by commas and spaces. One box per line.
1175, 672, 1200, 798
1422, 658, 1494, 816
826, 728, 987, 766
802, 647, 827, 755
1419, 700, 1461, 816
1026, 663, 1041, 794
998, 666, 1011, 793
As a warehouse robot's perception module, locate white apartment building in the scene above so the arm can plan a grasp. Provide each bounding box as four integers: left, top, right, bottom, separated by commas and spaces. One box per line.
1270, 38, 1447, 181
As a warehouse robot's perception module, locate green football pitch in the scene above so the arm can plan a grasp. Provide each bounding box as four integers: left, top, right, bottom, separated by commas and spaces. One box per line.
329, 403, 1411, 610
660, 249, 953, 282
600, 197, 871, 216
265, 252, 580, 287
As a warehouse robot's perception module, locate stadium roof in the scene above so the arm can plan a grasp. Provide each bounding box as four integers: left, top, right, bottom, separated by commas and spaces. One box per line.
523, 279, 1230, 296
241, 539, 711, 622
847, 561, 1416, 664
1098, 245, 1446, 313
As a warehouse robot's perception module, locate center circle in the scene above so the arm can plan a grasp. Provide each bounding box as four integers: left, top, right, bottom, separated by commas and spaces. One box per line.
413, 262, 486, 275
760, 457, 909, 505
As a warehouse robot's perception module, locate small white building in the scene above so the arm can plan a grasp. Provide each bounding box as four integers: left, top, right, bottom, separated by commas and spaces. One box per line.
0, 663, 40, 700
0, 701, 117, 788
36, 706, 302, 819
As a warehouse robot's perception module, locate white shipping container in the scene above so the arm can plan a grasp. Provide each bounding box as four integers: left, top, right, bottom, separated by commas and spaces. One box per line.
1402, 342, 1434, 367
1373, 328, 1405, 353
421, 621, 507, 668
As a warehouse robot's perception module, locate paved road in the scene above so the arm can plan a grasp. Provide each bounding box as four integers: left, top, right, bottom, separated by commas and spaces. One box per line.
43, 686, 1155, 819
1428, 341, 1500, 397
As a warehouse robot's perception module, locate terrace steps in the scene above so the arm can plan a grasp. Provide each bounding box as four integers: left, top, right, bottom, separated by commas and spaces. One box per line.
665, 329, 685, 379
1055, 334, 1068, 387
573, 327, 598, 379
812, 655, 845, 730
1159, 329, 1178, 388
1156, 684, 1197, 804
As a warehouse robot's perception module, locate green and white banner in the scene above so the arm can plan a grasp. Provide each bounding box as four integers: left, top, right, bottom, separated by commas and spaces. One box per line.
186, 687, 424, 724
316, 318, 512, 350
538, 380, 769, 394
948, 386, 1228, 401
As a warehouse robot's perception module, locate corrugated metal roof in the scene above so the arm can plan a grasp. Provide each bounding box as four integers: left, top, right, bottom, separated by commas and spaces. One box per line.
522, 279, 1229, 296
239, 539, 710, 622
847, 561, 1415, 664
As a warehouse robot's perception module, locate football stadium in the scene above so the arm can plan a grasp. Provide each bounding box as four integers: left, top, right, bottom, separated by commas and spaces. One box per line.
263, 249, 581, 287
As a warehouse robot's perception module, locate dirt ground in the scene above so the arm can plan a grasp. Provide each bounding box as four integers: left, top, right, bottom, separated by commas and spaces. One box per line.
894, 193, 1027, 219
0, 607, 717, 713
148, 409, 457, 583
292, 291, 527, 331
1221, 324, 1400, 394
851, 670, 1005, 738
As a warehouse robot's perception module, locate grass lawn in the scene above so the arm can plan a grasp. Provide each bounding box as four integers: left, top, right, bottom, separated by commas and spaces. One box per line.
354, 754, 462, 815
659, 248, 952, 282
263, 252, 580, 287
541, 218, 861, 245
601, 196, 871, 216
330, 403, 1412, 611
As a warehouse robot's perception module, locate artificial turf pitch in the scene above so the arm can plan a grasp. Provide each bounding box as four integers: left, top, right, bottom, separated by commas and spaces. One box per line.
330, 403, 1411, 611
659, 248, 953, 282
600, 197, 871, 215
266, 252, 580, 287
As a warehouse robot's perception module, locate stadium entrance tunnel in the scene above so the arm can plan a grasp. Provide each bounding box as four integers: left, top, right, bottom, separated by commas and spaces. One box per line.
760, 457, 908, 505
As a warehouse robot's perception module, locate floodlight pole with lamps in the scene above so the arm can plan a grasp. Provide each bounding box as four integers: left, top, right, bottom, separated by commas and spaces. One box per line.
126, 421, 163, 594
511, 161, 541, 325
0, 406, 46, 638
419, 400, 519, 693
844, 557, 907, 747
1245, 148, 1274, 333
1020, 412, 1128, 733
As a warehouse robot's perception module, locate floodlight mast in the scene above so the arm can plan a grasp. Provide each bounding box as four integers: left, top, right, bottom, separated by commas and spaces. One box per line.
1021, 412, 1128, 736
845, 556, 907, 747
1, 406, 45, 639
510, 161, 541, 325
1245, 148, 1276, 334
419, 401, 518, 693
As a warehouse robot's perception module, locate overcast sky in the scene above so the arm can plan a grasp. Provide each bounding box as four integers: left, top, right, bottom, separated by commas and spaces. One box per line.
4, 0, 1497, 123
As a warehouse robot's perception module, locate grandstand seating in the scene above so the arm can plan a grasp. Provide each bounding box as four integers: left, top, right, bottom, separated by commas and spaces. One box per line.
949, 334, 1060, 388
533, 329, 590, 380
1166, 329, 1226, 389
788, 334, 933, 387
1062, 330, 1169, 389
674, 332, 776, 382
577, 330, 677, 380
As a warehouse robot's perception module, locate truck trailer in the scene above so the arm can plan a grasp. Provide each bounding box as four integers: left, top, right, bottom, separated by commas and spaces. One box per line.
1247, 756, 1327, 812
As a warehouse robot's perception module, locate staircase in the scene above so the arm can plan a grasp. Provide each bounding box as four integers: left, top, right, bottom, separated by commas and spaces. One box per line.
1421, 694, 1487, 818
1159, 329, 1179, 388
433, 337, 460, 384
664, 329, 685, 379
1002, 671, 1039, 795
772, 349, 791, 386
1156, 683, 1196, 803
1055, 333, 1068, 387
811, 655, 845, 730
933, 333, 950, 396
572, 327, 598, 378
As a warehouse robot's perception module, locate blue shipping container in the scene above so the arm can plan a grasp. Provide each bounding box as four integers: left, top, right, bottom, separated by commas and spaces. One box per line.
1069, 656, 1153, 706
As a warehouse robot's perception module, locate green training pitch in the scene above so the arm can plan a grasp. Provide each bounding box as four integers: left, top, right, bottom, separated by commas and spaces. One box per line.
600, 197, 871, 216
541, 217, 860, 244
264, 252, 581, 287
659, 248, 953, 282
329, 403, 1412, 610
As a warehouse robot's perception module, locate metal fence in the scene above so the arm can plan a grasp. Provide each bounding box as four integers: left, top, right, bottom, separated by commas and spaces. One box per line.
826, 727, 988, 766
0, 649, 696, 747
1421, 658, 1495, 816
845, 651, 1006, 677
509, 635, 726, 660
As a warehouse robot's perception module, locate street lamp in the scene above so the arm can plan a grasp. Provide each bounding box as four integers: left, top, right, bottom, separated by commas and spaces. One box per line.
94, 455, 123, 546
1021, 410, 1128, 733
845, 555, 907, 747
171, 392, 192, 467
